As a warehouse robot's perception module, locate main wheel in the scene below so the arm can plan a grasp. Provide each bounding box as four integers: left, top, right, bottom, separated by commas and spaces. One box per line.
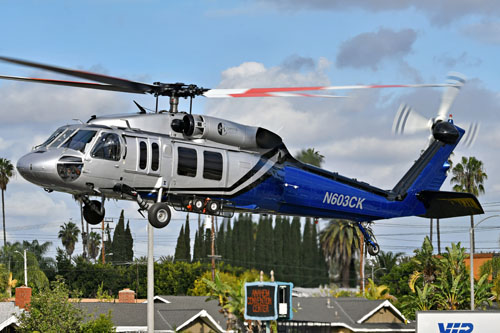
206, 200, 220, 215
83, 200, 105, 225
193, 198, 205, 212
368, 243, 380, 256
148, 203, 171, 228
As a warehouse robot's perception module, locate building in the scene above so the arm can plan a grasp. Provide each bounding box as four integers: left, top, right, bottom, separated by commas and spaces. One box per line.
278, 297, 414, 333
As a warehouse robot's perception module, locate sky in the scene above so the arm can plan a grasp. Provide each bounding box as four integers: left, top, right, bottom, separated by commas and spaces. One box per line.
1, 0, 500, 262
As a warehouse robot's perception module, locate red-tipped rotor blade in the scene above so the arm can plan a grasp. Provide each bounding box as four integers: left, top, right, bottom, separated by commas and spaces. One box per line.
0, 56, 156, 94
203, 83, 455, 98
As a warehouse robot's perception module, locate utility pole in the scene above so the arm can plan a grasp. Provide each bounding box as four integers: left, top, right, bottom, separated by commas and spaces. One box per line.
360, 233, 365, 296
208, 215, 222, 281
93, 218, 113, 264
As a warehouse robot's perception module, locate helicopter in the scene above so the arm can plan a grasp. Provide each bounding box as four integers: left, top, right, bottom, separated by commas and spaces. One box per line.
0, 56, 484, 255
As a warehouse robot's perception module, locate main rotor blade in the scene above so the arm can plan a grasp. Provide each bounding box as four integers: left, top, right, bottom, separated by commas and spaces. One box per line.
0, 56, 156, 94
0, 75, 144, 93
203, 83, 456, 98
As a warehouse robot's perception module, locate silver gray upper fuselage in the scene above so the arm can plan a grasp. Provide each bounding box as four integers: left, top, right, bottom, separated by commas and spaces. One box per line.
16, 112, 280, 202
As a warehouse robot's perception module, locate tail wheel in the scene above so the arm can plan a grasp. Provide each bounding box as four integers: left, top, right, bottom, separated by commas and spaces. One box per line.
206, 200, 220, 215
148, 203, 171, 229
368, 243, 380, 256
83, 200, 105, 225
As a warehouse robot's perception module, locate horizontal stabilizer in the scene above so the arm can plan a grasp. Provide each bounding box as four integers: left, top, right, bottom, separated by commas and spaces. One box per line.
417, 190, 484, 218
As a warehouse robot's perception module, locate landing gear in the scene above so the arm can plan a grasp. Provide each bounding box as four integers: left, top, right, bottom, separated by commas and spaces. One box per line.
82, 199, 105, 225
187, 197, 221, 215
148, 203, 171, 229
356, 222, 380, 256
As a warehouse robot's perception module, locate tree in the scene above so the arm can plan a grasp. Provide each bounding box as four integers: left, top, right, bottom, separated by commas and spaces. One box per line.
295, 148, 324, 167
320, 219, 360, 287
124, 220, 134, 262
451, 156, 487, 253
58, 221, 80, 260
88, 232, 101, 262
111, 210, 126, 263
372, 251, 404, 282
184, 214, 191, 262
16, 278, 115, 332
174, 225, 187, 261
0, 158, 14, 254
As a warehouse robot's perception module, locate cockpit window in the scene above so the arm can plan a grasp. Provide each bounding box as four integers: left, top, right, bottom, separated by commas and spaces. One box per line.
61, 130, 97, 153
50, 128, 76, 148
37, 126, 69, 148
91, 133, 121, 161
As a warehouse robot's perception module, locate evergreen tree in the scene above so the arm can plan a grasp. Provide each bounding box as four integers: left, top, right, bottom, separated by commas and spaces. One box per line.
302, 218, 314, 287
124, 220, 134, 262
245, 215, 254, 268
254, 215, 266, 268
204, 228, 211, 262
290, 216, 302, 286
111, 210, 126, 263
193, 230, 201, 262
282, 217, 292, 281
273, 215, 284, 279
224, 222, 233, 263
174, 225, 186, 262
184, 214, 191, 262
216, 219, 225, 259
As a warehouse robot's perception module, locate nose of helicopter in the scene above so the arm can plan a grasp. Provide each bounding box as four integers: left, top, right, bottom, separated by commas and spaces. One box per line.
16, 151, 60, 186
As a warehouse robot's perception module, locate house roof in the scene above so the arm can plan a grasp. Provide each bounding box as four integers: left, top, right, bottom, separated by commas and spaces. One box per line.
77, 296, 228, 332
0, 302, 22, 331
287, 297, 414, 332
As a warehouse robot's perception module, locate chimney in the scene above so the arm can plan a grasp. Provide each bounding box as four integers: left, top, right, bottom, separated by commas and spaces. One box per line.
118, 288, 135, 303
15, 286, 32, 310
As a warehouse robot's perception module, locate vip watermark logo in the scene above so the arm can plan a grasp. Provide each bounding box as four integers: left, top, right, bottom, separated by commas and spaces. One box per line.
438, 322, 474, 333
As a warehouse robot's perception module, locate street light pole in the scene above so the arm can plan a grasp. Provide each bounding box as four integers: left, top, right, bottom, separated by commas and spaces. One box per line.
23, 249, 27, 286
470, 215, 499, 310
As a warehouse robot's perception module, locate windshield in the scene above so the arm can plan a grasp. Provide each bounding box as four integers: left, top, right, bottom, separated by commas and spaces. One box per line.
37, 126, 69, 148
50, 128, 76, 148
60, 130, 97, 153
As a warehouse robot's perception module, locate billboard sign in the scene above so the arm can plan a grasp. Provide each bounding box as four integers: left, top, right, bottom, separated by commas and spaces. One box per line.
244, 282, 277, 320
417, 311, 500, 333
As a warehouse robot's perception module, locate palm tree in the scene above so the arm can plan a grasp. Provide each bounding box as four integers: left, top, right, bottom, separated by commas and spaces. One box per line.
451, 156, 487, 253
295, 148, 324, 167
87, 231, 101, 262
0, 158, 14, 253
58, 221, 80, 260
320, 219, 361, 287
372, 251, 404, 281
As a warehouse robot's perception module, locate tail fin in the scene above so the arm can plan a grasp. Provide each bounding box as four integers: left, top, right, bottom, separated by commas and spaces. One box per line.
392, 120, 462, 199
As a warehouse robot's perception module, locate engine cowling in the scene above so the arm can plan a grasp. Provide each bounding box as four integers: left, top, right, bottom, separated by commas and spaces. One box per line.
171, 114, 282, 149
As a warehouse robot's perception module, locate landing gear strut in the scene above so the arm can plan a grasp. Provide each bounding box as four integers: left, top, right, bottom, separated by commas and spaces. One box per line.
356, 222, 380, 256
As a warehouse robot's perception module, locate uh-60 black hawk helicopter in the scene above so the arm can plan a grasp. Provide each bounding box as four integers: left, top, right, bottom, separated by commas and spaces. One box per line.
0, 56, 483, 255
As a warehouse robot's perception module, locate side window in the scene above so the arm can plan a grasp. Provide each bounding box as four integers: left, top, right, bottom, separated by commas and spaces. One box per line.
151, 142, 159, 171
91, 133, 121, 161
203, 151, 223, 181
139, 141, 147, 170
177, 147, 197, 177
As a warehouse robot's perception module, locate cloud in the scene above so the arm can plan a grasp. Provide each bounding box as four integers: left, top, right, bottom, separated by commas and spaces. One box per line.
434, 52, 482, 68
261, 0, 500, 25
462, 20, 500, 45
0, 81, 130, 125
336, 28, 417, 71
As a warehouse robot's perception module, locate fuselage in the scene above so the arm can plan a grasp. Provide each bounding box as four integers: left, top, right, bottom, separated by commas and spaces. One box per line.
16, 112, 437, 222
